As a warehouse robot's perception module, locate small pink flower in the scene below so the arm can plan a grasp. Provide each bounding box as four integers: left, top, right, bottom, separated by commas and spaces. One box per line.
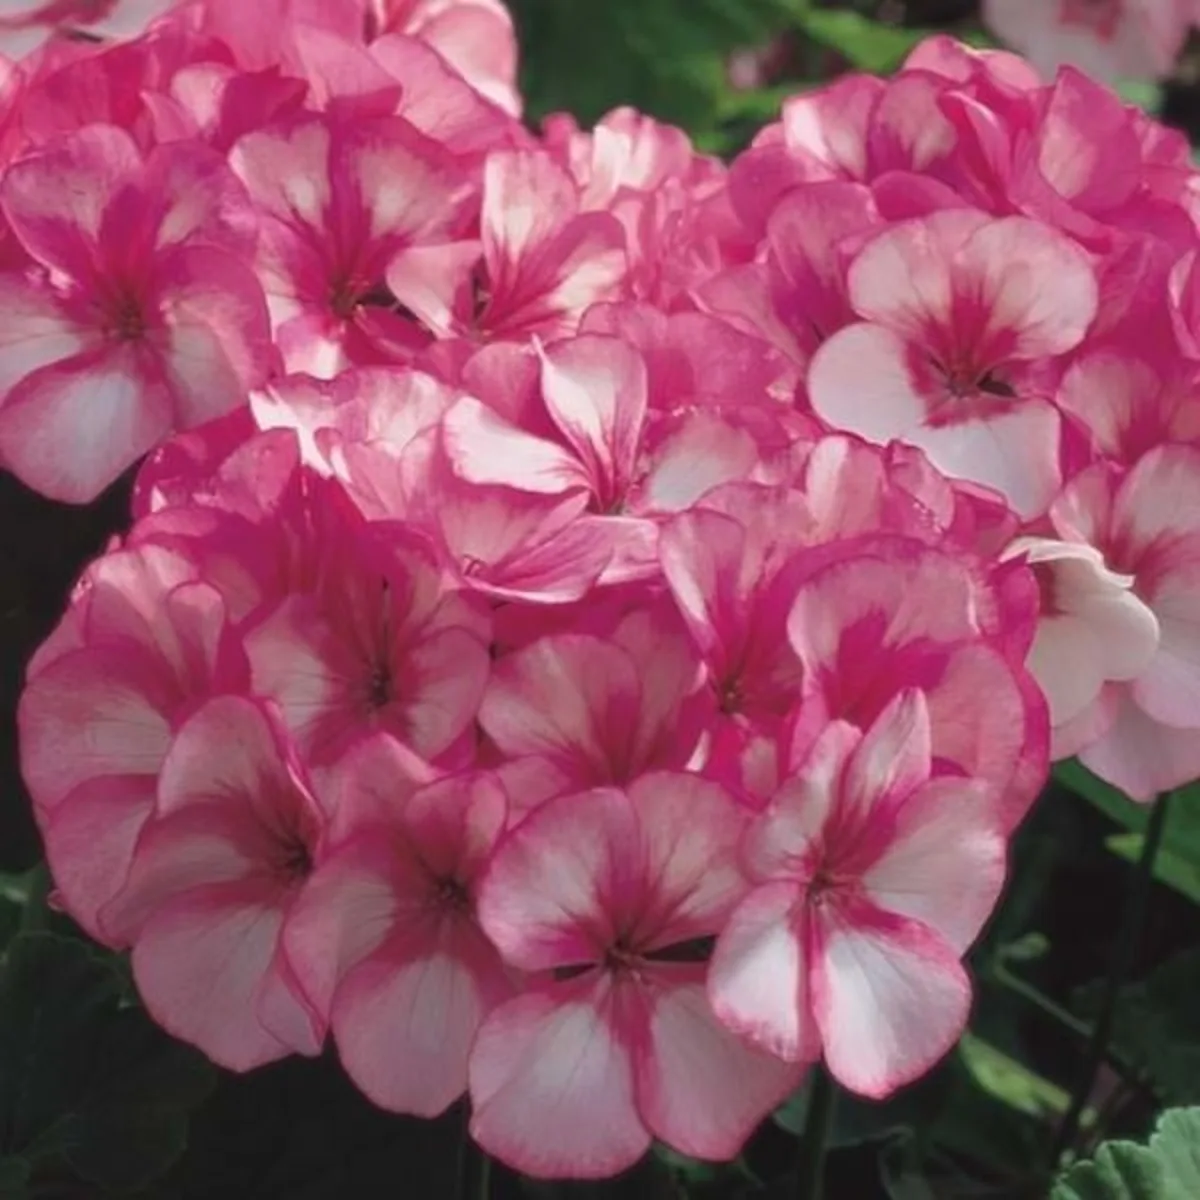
0, 125, 274, 501
387, 149, 628, 345
106, 695, 327, 1071
19, 544, 247, 942
786, 537, 1046, 830
709, 691, 1008, 1097
1033, 446, 1200, 798
470, 773, 804, 1178
808, 210, 1097, 519
286, 735, 511, 1116
228, 107, 474, 377
242, 500, 491, 768
479, 599, 712, 804
366, 0, 521, 116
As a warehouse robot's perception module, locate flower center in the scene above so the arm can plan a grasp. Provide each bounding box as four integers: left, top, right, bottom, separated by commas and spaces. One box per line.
434, 876, 471, 914
276, 834, 313, 882
107, 290, 147, 342
365, 659, 393, 710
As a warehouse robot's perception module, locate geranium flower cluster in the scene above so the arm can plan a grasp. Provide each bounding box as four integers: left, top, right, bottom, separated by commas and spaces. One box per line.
9, 0, 1200, 1181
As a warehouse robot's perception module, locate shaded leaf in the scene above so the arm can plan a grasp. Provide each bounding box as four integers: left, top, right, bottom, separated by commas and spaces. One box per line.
1052, 1107, 1200, 1199
0, 933, 213, 1193
1055, 764, 1200, 906
1080, 949, 1200, 1106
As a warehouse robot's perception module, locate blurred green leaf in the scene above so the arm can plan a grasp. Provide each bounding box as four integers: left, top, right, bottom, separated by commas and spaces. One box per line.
1052, 1107, 1200, 1199
1106, 833, 1200, 905
960, 1033, 1073, 1123
1114, 80, 1163, 113
1053, 762, 1151, 834
510, 0, 810, 133
1055, 764, 1200, 905
797, 10, 927, 74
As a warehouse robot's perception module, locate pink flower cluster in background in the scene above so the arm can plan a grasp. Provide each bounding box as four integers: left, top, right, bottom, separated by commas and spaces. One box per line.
6, 0, 1200, 1181
983, 0, 1200, 82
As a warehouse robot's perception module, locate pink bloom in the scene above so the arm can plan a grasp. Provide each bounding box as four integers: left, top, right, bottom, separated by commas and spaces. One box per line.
470, 774, 803, 1178
983, 0, 1192, 82
1030, 447, 1200, 798
808, 210, 1097, 519
544, 106, 711, 214
0, 125, 274, 501
478, 599, 713, 804
366, 0, 521, 116
1058, 348, 1200, 466
387, 149, 627, 345
188, 0, 362, 73
228, 107, 474, 377
442, 332, 798, 580
106, 695, 326, 1071
242, 499, 491, 768
19, 544, 247, 943
0, 0, 175, 60
1006, 536, 1159, 744
396, 450, 620, 603
659, 483, 812, 726
285, 735, 511, 1115
786, 537, 1047, 830
709, 691, 1008, 1097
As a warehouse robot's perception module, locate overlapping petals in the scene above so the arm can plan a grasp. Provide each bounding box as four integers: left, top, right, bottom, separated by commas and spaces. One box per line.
10, 2, 1200, 1183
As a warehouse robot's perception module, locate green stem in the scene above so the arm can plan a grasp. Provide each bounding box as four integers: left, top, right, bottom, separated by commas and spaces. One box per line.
18, 862, 51, 934
992, 960, 1093, 1042
794, 1066, 836, 1200
477, 1152, 491, 1200
1049, 790, 1171, 1168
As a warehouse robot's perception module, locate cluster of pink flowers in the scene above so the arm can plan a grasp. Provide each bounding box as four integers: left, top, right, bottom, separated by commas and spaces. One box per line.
9, 0, 1200, 1181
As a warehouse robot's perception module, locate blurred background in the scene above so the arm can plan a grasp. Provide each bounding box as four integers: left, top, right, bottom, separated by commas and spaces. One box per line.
507, 0, 1200, 153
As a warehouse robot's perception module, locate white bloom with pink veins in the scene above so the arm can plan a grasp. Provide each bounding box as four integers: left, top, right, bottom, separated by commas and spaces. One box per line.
1006, 536, 1159, 743
709, 690, 1008, 1097
983, 0, 1193, 82
808, 210, 1098, 521
1026, 446, 1200, 799
470, 773, 804, 1178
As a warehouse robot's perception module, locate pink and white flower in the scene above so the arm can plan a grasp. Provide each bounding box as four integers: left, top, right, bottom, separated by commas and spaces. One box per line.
286, 735, 511, 1115
709, 690, 1008, 1097
983, 0, 1193, 83
0, 125, 273, 501
808, 210, 1098, 519
105, 694, 327, 1070
1028, 446, 1200, 798
470, 773, 804, 1178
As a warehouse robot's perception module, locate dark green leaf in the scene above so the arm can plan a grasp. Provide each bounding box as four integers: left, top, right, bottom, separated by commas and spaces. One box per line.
1055, 764, 1200, 905
879, 1131, 937, 1200
149, 1055, 464, 1200
0, 1157, 29, 1200
0, 933, 213, 1192
1080, 948, 1200, 1106
1052, 1107, 1200, 1199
